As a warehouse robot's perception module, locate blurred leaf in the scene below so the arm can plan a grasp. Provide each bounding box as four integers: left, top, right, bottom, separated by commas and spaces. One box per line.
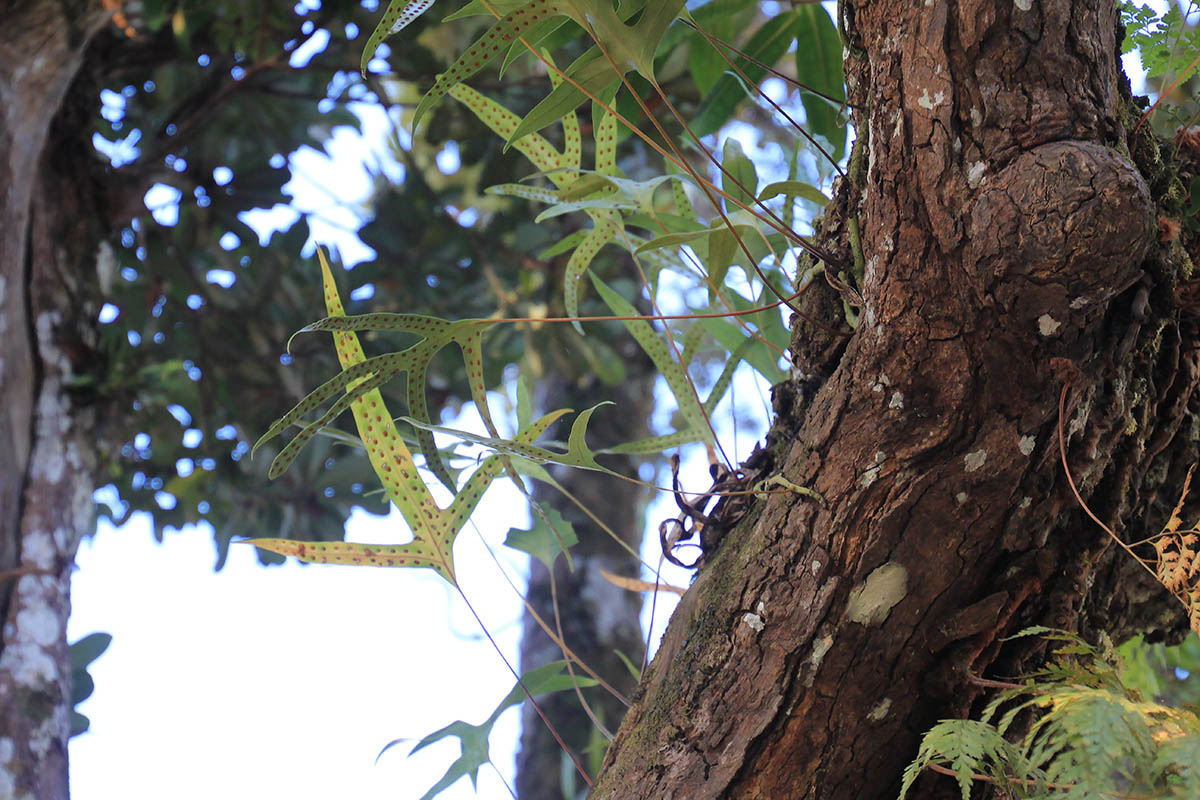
720, 137, 757, 209
793, 6, 846, 161
692, 10, 800, 137
69, 632, 112, 738
504, 506, 578, 569
414, 1, 571, 131
377, 661, 598, 800
758, 180, 830, 208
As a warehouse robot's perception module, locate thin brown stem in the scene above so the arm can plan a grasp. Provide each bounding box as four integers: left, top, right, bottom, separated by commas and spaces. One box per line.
1134, 50, 1200, 137
473, 0, 851, 273
0, 566, 59, 583
457, 585, 594, 788
679, 18, 855, 109
550, 571, 615, 741
1057, 381, 1161, 585
684, 19, 845, 176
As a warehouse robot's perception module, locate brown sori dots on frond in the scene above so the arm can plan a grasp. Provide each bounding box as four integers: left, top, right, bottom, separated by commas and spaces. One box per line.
413, 0, 564, 130
254, 249, 560, 584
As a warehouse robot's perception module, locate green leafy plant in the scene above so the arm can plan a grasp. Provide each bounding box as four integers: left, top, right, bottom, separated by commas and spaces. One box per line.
902, 628, 1200, 799
376, 661, 597, 799
1122, 2, 1200, 83
1120, 1, 1200, 137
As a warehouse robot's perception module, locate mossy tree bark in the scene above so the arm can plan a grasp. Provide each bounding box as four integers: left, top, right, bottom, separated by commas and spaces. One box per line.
593, 2, 1193, 797
0, 3, 111, 797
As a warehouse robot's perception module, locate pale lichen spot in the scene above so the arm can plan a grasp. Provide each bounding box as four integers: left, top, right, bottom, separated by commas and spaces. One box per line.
35, 312, 64, 366
1018, 435, 1036, 456
30, 713, 63, 760
967, 161, 986, 188
1070, 403, 1089, 436
22, 531, 55, 570
1, 640, 57, 687
742, 612, 765, 632
1038, 314, 1061, 337
1014, 0, 1032, 9
845, 561, 908, 625
811, 559, 821, 576
96, 240, 116, 296
805, 634, 834, 686
970, 106, 983, 127
964, 449, 988, 472
868, 697, 893, 721
1070, 295, 1090, 310
888, 391, 904, 410
1019, 496, 1032, 509
860, 464, 882, 488
917, 88, 946, 111
955, 491, 968, 505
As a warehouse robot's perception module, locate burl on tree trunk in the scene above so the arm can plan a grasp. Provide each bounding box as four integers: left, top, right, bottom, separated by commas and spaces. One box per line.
594, 2, 1193, 798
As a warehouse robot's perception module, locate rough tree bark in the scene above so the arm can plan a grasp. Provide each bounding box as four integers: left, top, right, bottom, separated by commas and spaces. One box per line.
594, 1, 1192, 797
0, 3, 111, 798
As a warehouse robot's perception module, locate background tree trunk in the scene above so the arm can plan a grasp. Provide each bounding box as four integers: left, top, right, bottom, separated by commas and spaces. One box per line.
594, 2, 1191, 797
0, 4, 110, 797
516, 350, 655, 797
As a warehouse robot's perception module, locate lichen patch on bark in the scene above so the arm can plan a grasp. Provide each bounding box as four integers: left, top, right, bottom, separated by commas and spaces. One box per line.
845, 562, 909, 625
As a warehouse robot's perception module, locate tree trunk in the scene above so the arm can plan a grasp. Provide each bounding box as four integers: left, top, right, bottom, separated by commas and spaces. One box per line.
516, 352, 654, 797
594, 2, 1190, 797
0, 3, 109, 797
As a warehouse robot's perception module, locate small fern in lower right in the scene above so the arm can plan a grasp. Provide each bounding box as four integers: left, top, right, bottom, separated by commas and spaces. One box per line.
901, 628, 1200, 799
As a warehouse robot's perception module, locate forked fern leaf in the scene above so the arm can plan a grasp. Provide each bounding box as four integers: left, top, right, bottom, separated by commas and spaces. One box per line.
249, 252, 568, 582
590, 274, 718, 453
413, 0, 569, 131
397, 402, 610, 474
505, 0, 689, 143
376, 660, 597, 800
448, 80, 628, 329
360, 0, 436, 76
